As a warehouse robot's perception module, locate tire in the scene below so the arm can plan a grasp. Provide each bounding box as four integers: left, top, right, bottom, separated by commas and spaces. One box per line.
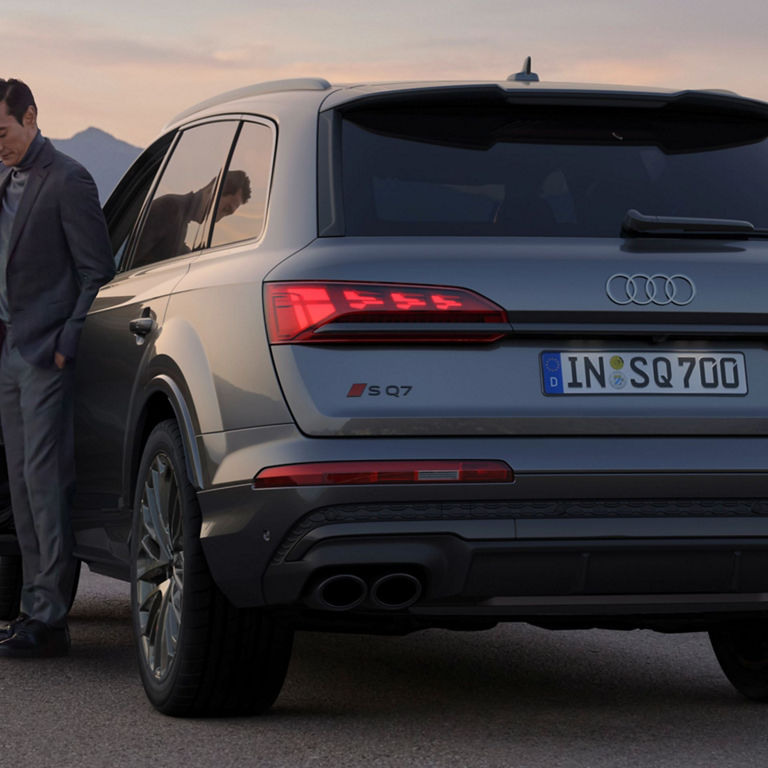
710, 621, 768, 701
131, 419, 293, 717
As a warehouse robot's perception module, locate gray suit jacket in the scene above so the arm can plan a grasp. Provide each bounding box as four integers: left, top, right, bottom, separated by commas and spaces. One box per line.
0, 139, 115, 368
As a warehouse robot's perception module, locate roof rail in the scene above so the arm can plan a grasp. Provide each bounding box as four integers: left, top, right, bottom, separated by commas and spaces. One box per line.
167, 77, 333, 126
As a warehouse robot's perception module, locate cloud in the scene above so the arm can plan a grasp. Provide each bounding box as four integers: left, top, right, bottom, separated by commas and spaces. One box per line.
5, 1, 768, 146
5, 13, 273, 71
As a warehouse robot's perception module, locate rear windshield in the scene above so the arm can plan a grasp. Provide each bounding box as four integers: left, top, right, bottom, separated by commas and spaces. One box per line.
324, 97, 768, 237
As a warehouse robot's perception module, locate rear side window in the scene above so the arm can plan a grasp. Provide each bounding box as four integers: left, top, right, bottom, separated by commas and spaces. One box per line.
326, 99, 768, 237
210, 121, 275, 248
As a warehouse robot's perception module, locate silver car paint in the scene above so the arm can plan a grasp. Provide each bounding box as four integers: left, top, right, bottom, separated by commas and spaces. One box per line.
69, 79, 768, 621
266, 237, 768, 437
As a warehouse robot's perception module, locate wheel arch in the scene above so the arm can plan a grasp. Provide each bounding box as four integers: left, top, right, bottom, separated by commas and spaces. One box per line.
124, 374, 205, 509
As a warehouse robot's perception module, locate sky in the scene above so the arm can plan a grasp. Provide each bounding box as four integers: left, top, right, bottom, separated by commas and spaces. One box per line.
3, 0, 768, 148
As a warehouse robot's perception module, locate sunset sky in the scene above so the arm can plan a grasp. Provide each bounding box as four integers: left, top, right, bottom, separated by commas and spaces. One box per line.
4, 0, 768, 147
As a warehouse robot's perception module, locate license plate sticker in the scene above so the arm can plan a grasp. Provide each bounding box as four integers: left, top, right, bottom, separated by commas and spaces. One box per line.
541, 351, 747, 395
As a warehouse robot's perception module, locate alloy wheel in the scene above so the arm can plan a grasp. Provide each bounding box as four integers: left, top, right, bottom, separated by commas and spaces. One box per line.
134, 451, 184, 681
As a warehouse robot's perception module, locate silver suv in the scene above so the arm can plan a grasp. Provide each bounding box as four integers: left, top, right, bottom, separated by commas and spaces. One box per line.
3, 67, 768, 715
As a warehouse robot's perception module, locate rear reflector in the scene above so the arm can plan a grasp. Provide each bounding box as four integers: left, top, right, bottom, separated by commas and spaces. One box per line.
264, 282, 507, 343
252, 460, 514, 488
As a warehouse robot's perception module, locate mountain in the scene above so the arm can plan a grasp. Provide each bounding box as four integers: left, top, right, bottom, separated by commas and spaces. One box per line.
51, 127, 143, 203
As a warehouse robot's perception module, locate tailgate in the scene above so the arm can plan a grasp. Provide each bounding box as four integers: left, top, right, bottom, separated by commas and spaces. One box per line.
266, 238, 768, 437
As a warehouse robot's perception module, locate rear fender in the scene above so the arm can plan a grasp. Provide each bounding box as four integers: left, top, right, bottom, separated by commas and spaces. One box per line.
124, 371, 205, 508
125, 312, 229, 498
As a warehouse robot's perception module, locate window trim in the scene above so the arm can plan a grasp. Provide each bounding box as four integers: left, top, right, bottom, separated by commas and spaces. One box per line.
205, 116, 278, 252
104, 131, 176, 273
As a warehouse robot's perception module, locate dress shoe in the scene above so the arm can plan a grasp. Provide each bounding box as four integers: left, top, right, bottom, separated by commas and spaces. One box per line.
0, 618, 70, 658
0, 613, 28, 640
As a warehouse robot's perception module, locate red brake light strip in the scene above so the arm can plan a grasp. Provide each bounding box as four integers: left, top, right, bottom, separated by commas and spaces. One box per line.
265, 282, 507, 343
252, 460, 514, 488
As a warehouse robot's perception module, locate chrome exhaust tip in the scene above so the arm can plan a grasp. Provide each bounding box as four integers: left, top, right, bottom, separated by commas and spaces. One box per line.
369, 573, 423, 610
306, 574, 367, 611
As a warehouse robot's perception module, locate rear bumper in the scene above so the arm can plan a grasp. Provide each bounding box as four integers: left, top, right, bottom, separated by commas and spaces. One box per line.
196, 428, 768, 627
271, 529, 768, 611
198, 487, 768, 623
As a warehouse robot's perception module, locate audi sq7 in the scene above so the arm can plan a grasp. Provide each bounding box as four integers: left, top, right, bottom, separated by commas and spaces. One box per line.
3, 65, 768, 715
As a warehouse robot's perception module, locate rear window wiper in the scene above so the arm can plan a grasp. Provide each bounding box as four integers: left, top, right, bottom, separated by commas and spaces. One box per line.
622, 209, 768, 238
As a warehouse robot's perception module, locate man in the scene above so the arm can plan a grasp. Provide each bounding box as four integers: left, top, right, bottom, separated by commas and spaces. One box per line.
0, 79, 114, 657
133, 170, 251, 267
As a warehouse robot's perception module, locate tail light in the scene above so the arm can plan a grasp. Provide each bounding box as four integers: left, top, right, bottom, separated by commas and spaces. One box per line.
252, 460, 514, 488
264, 282, 507, 343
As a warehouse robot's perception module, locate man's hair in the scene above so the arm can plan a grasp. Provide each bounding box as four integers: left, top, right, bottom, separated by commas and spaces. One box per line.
221, 169, 252, 204
0, 78, 36, 125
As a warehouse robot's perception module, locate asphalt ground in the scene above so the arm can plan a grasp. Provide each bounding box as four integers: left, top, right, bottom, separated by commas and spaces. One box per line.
1, 567, 767, 767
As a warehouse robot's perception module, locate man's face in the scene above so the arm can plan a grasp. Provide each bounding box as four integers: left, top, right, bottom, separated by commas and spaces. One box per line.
215, 190, 244, 222
0, 101, 37, 167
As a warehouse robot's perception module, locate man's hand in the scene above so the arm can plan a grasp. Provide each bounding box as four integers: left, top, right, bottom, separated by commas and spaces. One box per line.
54, 351, 68, 369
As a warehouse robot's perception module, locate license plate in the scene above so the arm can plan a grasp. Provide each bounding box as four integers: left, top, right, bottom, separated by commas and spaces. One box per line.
541, 351, 747, 395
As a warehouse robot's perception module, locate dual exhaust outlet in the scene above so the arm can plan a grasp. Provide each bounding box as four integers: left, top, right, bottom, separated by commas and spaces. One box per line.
306, 571, 423, 612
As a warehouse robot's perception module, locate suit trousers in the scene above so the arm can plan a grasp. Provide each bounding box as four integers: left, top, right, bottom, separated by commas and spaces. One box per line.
0, 331, 77, 627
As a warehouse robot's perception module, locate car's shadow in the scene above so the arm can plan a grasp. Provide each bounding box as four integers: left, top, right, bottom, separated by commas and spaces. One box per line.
18, 569, 760, 768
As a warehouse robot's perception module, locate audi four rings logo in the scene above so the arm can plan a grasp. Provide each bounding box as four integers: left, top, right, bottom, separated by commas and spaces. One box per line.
605, 273, 696, 306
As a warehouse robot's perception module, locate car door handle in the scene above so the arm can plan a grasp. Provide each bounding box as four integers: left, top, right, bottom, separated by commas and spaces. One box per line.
129, 317, 155, 336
